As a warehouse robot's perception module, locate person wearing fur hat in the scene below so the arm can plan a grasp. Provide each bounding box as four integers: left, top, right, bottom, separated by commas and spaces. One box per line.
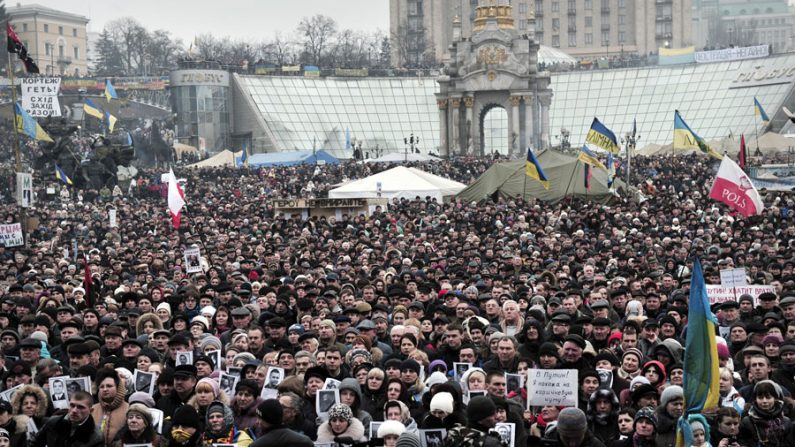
610, 406, 656, 447
738, 380, 793, 447
91, 367, 129, 446
377, 420, 406, 447
0, 401, 28, 447
110, 403, 162, 447
9, 385, 47, 431
201, 401, 252, 447
653, 385, 683, 447
316, 404, 366, 443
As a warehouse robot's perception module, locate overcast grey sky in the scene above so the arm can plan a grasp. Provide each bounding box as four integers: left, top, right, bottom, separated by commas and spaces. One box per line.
16, 0, 389, 43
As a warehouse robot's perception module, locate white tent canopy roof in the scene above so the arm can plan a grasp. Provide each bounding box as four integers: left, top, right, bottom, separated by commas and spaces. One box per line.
328, 166, 466, 201
187, 150, 241, 169
366, 152, 441, 163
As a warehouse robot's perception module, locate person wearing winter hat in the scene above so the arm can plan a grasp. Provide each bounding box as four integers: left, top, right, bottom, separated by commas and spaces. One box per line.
446, 396, 500, 447
395, 431, 422, 447
338, 378, 373, 436
611, 406, 657, 447
548, 407, 598, 447
377, 420, 406, 447
202, 401, 252, 447
654, 385, 684, 447
189, 377, 227, 422
110, 403, 157, 447
250, 398, 312, 447
168, 405, 203, 447
688, 414, 710, 447
384, 400, 419, 435
231, 379, 261, 432
316, 403, 366, 443
0, 428, 11, 447
738, 380, 789, 447
419, 392, 458, 430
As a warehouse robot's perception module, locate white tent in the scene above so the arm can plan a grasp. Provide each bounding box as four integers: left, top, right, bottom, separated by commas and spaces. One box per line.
366, 152, 441, 163
187, 150, 241, 169
328, 166, 466, 201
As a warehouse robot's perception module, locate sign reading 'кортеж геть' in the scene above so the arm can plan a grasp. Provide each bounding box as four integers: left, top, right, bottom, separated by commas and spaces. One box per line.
526, 369, 578, 408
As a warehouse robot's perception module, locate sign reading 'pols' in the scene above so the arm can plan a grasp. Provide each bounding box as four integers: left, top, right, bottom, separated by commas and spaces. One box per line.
20, 77, 61, 117
526, 369, 578, 408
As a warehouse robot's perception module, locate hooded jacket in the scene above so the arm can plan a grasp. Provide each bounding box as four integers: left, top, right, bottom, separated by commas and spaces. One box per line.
338, 378, 373, 431
587, 389, 620, 444
10, 385, 47, 427
202, 402, 253, 447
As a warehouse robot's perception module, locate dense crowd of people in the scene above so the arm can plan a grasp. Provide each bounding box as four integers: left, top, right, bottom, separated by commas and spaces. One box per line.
0, 149, 791, 447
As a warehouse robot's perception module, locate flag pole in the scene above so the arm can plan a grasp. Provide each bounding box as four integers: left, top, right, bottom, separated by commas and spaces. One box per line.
564, 159, 579, 199
6, 32, 27, 247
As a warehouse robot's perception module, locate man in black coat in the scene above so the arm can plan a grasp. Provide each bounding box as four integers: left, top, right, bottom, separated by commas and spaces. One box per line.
30, 391, 102, 447
251, 399, 312, 447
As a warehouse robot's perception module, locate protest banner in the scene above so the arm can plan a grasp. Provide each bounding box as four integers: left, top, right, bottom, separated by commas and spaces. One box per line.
183, 246, 203, 273
20, 77, 61, 117
526, 369, 578, 408
0, 223, 23, 247
706, 285, 775, 305
720, 268, 747, 288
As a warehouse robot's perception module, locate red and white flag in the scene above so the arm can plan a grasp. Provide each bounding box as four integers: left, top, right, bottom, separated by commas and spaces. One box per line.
709, 156, 763, 217
166, 168, 185, 229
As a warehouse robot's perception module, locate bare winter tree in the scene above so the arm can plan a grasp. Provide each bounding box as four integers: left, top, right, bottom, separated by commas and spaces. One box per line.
105, 18, 149, 74
261, 32, 299, 66
298, 14, 337, 66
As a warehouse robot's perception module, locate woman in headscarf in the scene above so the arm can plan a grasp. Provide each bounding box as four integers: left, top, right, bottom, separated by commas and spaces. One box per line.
201, 401, 252, 447
111, 404, 162, 447
91, 367, 129, 446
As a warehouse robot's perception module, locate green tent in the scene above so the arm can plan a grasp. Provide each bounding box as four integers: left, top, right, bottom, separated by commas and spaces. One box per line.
456, 149, 628, 203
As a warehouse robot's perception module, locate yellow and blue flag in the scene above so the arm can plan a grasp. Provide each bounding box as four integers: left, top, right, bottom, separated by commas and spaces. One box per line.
578, 145, 607, 170
585, 117, 620, 154
55, 164, 73, 185
14, 103, 53, 142
607, 152, 616, 188
525, 148, 549, 189
104, 111, 117, 133
105, 79, 118, 102
83, 99, 104, 120
675, 257, 721, 447
673, 110, 723, 160
754, 97, 769, 126
240, 144, 249, 168
127, 132, 134, 146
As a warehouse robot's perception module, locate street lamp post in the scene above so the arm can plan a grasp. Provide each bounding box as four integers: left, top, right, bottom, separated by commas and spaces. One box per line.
621, 130, 640, 186
404, 133, 419, 161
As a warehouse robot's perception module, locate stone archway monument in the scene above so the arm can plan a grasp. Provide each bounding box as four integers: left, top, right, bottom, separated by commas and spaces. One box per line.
436, 0, 552, 157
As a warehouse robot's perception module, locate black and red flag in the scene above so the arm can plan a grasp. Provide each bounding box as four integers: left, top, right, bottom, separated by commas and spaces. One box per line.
738, 134, 747, 172
6, 22, 39, 73
83, 254, 93, 307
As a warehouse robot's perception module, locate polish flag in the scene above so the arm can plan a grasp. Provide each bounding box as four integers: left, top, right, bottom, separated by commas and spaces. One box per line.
166, 168, 185, 229
709, 156, 763, 217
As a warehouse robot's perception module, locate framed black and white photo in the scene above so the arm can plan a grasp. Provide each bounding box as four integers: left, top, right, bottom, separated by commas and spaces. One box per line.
175, 351, 193, 366
369, 421, 383, 440
184, 246, 203, 274
264, 367, 285, 389
0, 384, 22, 403
316, 388, 339, 419
66, 376, 91, 399
419, 429, 447, 447
505, 373, 523, 396
149, 408, 164, 434
596, 368, 614, 389
206, 350, 223, 371
323, 378, 341, 390
226, 367, 242, 377
219, 373, 239, 397
492, 422, 515, 447
453, 362, 472, 382
133, 370, 155, 394
464, 389, 487, 405
48, 376, 70, 409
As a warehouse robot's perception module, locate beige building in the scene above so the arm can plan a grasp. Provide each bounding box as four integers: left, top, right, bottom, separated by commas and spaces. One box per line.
390, 0, 693, 64
7, 3, 90, 76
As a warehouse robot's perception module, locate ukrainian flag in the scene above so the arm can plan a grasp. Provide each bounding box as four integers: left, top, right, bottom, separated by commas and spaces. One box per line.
105, 79, 118, 102
104, 111, 117, 133
754, 97, 770, 126
83, 99, 104, 120
525, 148, 549, 189
585, 117, 620, 154
673, 110, 723, 160
55, 164, 73, 185
607, 152, 616, 188
240, 144, 249, 168
14, 103, 53, 142
578, 145, 606, 170
675, 257, 721, 447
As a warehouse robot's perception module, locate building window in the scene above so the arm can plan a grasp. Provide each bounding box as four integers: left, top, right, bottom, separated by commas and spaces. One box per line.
536, 1, 544, 15
518, 2, 528, 14
568, 16, 576, 28
618, 0, 625, 7
585, 33, 593, 44
536, 31, 544, 43
568, 0, 576, 11
552, 1, 559, 12
58, 26, 63, 35
585, 16, 592, 27
602, 30, 609, 44
73, 28, 77, 37
73, 46, 79, 60
618, 15, 625, 25
43, 24, 48, 33
552, 18, 560, 31
408, 1, 417, 15
552, 35, 560, 47
619, 31, 625, 43
568, 33, 577, 46
519, 19, 527, 30
59, 45, 64, 58
22, 23, 27, 32
536, 20, 544, 31
45, 43, 51, 56
585, 0, 592, 10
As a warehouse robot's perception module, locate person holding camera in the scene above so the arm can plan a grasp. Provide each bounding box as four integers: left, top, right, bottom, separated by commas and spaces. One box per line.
711, 408, 741, 447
